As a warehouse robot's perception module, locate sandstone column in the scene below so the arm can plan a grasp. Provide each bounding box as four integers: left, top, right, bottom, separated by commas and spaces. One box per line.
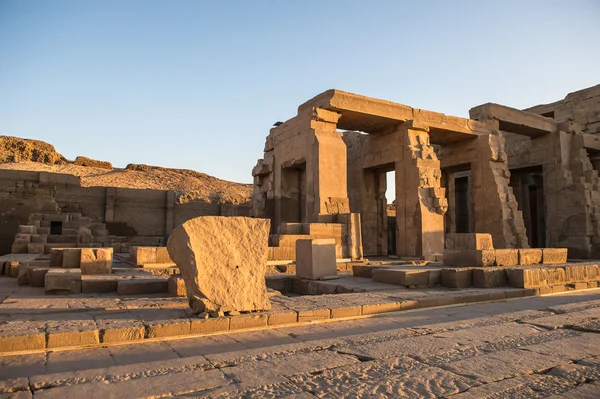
395, 122, 447, 258
470, 131, 528, 249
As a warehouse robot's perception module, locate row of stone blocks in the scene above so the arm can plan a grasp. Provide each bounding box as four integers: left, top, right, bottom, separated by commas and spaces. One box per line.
0, 287, 546, 353
444, 248, 568, 267
1, 261, 169, 295
439, 263, 600, 289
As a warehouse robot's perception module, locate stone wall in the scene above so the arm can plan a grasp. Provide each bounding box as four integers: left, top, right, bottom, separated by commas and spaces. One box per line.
0, 169, 250, 254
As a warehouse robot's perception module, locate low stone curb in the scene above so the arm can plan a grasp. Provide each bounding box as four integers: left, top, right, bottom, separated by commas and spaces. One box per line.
1, 284, 598, 355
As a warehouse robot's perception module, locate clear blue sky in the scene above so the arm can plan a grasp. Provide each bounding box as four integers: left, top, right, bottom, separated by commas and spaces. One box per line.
1, 1, 599, 190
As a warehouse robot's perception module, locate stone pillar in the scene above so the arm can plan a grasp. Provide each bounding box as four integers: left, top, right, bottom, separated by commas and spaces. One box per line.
395, 122, 447, 258
471, 131, 528, 249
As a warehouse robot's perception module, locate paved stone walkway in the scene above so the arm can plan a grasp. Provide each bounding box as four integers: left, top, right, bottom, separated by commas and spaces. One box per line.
1, 289, 600, 398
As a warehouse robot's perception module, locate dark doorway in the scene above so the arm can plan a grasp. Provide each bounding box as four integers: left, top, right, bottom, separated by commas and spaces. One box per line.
455, 176, 470, 233
509, 166, 545, 248
280, 166, 306, 224
50, 221, 62, 235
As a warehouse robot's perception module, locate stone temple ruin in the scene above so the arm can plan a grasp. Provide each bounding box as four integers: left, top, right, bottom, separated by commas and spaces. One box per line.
253, 85, 600, 261
1, 85, 600, 368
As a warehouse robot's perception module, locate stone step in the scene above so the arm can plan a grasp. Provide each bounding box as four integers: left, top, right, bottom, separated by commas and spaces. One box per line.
372, 269, 431, 287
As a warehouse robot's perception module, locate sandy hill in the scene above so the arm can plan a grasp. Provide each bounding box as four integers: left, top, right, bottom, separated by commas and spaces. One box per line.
0, 136, 252, 204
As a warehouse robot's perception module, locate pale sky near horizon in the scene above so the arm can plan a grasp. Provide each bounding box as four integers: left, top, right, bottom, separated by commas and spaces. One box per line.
1, 1, 599, 201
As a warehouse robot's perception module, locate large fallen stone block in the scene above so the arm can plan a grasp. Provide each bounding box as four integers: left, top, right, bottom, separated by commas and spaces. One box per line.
445, 233, 494, 250
18, 225, 37, 234
296, 238, 337, 280
167, 216, 272, 313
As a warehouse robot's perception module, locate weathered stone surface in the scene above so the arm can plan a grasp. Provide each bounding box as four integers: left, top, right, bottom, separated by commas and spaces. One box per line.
494, 249, 519, 266
372, 269, 429, 286
542, 248, 568, 264
80, 248, 113, 275
28, 267, 50, 287
167, 216, 271, 313
441, 268, 472, 288
472, 268, 507, 288
443, 250, 495, 267
296, 238, 337, 280
168, 275, 187, 297
445, 233, 494, 250
518, 248, 543, 265
45, 269, 82, 294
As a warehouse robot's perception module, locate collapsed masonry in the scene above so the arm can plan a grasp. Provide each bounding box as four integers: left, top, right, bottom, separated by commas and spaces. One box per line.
252, 85, 600, 260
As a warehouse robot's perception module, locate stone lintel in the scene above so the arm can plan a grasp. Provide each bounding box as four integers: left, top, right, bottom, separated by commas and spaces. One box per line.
582, 133, 600, 152
470, 103, 557, 138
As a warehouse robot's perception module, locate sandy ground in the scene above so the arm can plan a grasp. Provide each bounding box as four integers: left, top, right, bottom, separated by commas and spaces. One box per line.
0, 161, 252, 204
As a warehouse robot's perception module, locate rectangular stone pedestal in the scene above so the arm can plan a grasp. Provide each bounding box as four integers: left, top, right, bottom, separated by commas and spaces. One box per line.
296, 239, 337, 280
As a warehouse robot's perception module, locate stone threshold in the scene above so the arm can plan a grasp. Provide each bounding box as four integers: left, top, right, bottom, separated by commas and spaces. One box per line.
2, 284, 598, 356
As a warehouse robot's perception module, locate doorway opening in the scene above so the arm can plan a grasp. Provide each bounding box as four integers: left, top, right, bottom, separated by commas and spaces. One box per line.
509, 165, 545, 247
280, 165, 306, 224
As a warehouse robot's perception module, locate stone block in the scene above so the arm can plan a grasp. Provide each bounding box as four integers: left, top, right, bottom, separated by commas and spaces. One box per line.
27, 243, 45, 254
168, 275, 187, 297
31, 234, 48, 244
352, 265, 374, 278
4, 261, 19, 277
441, 268, 473, 288
542, 248, 568, 264
372, 269, 429, 286
155, 247, 172, 263
17, 265, 32, 285
445, 233, 494, 250
585, 264, 599, 281
61, 248, 82, 268
0, 321, 46, 352
229, 313, 268, 330
81, 276, 120, 293
565, 265, 587, 283
167, 216, 272, 314
297, 308, 330, 322
547, 267, 566, 285
330, 305, 361, 318
472, 268, 508, 288
266, 309, 297, 325
37, 227, 50, 235
28, 268, 50, 287
11, 242, 28, 254
494, 249, 519, 266
296, 238, 337, 280
18, 225, 37, 234
45, 269, 82, 294
362, 301, 402, 315
49, 248, 64, 267
14, 234, 32, 243
145, 319, 191, 338
117, 279, 168, 295
189, 317, 230, 334
80, 248, 112, 275
130, 246, 157, 266
443, 250, 495, 267
518, 248, 543, 265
